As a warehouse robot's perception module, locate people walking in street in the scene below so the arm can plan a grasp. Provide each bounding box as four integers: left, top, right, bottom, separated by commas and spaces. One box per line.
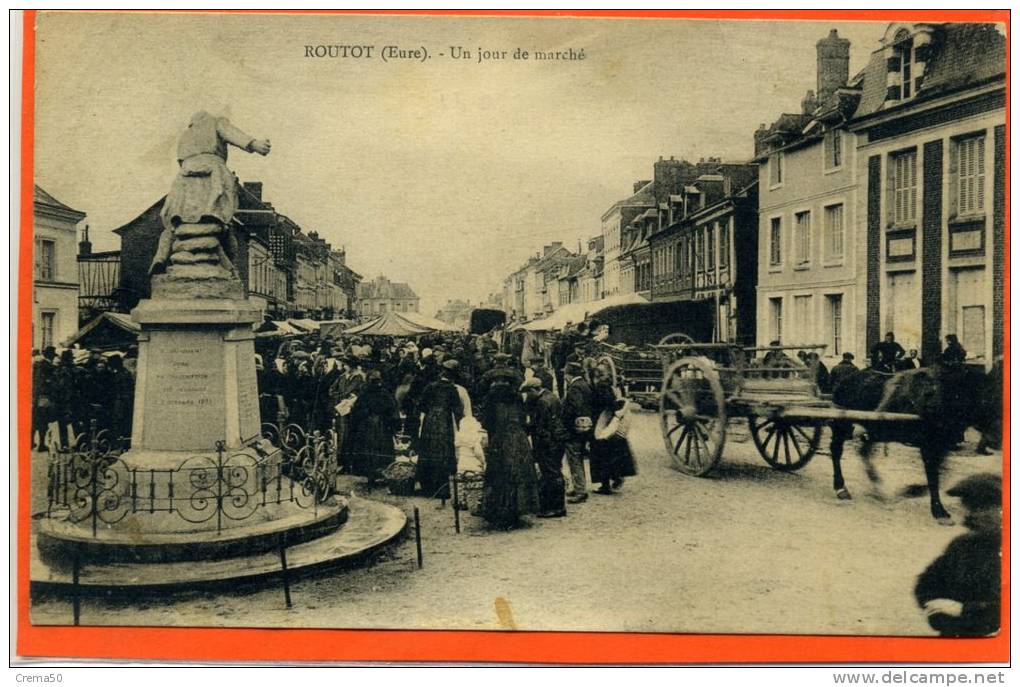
478, 377, 540, 529
347, 370, 401, 487
589, 362, 636, 495
416, 360, 464, 498
31, 348, 57, 450
915, 473, 1001, 637
522, 377, 568, 518
561, 360, 593, 503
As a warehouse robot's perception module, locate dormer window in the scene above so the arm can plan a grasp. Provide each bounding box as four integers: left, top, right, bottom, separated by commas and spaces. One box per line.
769, 152, 784, 188
898, 39, 913, 99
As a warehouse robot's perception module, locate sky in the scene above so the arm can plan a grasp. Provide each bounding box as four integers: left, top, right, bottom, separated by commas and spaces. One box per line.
33, 12, 889, 316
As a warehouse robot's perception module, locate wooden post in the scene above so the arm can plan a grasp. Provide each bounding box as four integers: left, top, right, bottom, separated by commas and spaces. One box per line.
279, 534, 292, 609
413, 506, 423, 569
71, 548, 81, 626
451, 476, 461, 533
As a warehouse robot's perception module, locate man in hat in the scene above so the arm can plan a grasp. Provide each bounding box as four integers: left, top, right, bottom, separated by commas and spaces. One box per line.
478, 353, 523, 399
915, 473, 1001, 637
522, 376, 568, 518
561, 359, 594, 503
829, 352, 858, 392
870, 331, 905, 372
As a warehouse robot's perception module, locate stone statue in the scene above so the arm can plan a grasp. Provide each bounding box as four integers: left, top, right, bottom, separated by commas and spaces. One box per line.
149, 111, 271, 296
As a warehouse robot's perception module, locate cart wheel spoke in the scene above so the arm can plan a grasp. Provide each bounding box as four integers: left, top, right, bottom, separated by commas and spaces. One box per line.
749, 417, 819, 472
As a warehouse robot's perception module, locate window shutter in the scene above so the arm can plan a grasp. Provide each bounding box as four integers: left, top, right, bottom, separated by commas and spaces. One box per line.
950, 137, 960, 217
976, 138, 986, 211
909, 152, 917, 220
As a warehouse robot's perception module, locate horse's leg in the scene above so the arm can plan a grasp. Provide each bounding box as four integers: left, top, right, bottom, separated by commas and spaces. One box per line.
921, 441, 953, 523
829, 422, 851, 500
858, 431, 887, 501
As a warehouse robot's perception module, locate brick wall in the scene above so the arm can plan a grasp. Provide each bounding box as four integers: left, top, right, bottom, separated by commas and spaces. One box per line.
993, 124, 1005, 358
921, 140, 943, 364
866, 155, 882, 351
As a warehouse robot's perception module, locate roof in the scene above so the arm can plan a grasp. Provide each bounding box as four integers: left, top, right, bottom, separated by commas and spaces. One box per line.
359, 278, 418, 300
344, 312, 437, 337
62, 312, 139, 349
516, 293, 650, 332
601, 181, 655, 221
34, 185, 86, 221
853, 23, 1005, 120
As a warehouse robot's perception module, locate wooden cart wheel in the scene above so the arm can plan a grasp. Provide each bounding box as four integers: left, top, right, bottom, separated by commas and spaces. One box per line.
659, 356, 726, 476
657, 332, 695, 347
747, 416, 821, 471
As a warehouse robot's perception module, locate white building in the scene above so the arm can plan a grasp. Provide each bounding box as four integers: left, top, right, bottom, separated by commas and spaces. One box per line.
33, 186, 85, 350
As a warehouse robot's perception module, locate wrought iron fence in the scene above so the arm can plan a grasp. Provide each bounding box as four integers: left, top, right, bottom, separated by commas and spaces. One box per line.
44, 422, 340, 538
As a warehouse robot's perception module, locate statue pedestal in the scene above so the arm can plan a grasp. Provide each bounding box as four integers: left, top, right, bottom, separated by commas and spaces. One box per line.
38, 297, 347, 563
130, 298, 262, 453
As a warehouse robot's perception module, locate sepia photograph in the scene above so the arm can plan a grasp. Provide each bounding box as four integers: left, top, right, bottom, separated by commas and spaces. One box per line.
16, 9, 1007, 659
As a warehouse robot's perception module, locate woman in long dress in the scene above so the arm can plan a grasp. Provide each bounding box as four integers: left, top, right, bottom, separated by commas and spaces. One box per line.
347, 372, 400, 486
479, 379, 540, 529
589, 365, 637, 495
416, 363, 464, 498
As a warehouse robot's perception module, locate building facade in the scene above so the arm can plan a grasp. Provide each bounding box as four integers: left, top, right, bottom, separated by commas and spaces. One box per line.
33, 186, 85, 349
849, 22, 1005, 367
650, 170, 759, 344
754, 29, 863, 363
357, 275, 420, 317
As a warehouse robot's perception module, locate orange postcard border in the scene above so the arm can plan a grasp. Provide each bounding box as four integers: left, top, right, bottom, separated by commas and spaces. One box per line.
14, 8, 1010, 665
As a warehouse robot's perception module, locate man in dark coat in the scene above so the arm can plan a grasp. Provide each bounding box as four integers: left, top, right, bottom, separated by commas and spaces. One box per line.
347, 371, 400, 484
828, 352, 859, 392
870, 331, 905, 372
477, 353, 523, 399
915, 473, 1001, 637
522, 377, 569, 517
560, 360, 593, 503
31, 349, 57, 450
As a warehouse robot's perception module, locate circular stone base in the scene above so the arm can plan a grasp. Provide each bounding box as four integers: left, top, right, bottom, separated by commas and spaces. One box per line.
30, 497, 407, 593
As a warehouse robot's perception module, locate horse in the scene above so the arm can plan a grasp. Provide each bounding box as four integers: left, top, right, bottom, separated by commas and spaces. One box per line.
827, 362, 1002, 523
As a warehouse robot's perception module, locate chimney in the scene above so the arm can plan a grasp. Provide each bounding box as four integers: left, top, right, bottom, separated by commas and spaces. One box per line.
801, 89, 818, 115
816, 29, 850, 102
243, 181, 263, 201
78, 224, 92, 256
754, 123, 769, 157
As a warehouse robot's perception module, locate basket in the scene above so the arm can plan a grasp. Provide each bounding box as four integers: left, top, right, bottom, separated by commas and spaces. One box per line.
452, 470, 485, 515
382, 459, 417, 496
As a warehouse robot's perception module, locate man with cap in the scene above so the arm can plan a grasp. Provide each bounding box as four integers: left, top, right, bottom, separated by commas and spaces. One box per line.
561, 359, 594, 503
478, 353, 523, 399
915, 473, 1001, 637
829, 352, 859, 392
522, 376, 569, 517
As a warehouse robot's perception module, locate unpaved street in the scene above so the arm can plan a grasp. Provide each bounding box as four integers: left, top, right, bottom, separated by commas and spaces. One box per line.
30, 411, 1001, 636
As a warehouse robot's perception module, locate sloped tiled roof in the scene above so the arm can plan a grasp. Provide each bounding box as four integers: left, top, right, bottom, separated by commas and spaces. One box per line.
853, 23, 1005, 120
601, 181, 655, 220
360, 278, 418, 300
34, 185, 86, 219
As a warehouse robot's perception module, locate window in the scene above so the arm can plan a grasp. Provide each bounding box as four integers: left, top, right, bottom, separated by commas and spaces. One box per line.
36, 239, 56, 281
40, 312, 55, 349
719, 220, 730, 268
890, 149, 918, 225
825, 130, 843, 170
706, 226, 715, 271
824, 204, 844, 261
769, 152, 784, 187
695, 229, 703, 272
794, 211, 811, 265
961, 305, 985, 359
954, 135, 986, 216
769, 298, 783, 343
794, 295, 811, 343
769, 217, 782, 266
900, 41, 913, 99
826, 294, 843, 355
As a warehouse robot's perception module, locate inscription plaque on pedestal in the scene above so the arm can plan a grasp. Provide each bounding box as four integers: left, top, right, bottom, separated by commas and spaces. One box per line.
141, 330, 227, 451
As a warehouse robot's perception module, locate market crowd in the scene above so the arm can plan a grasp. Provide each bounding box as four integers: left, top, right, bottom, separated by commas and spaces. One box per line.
253, 320, 636, 529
